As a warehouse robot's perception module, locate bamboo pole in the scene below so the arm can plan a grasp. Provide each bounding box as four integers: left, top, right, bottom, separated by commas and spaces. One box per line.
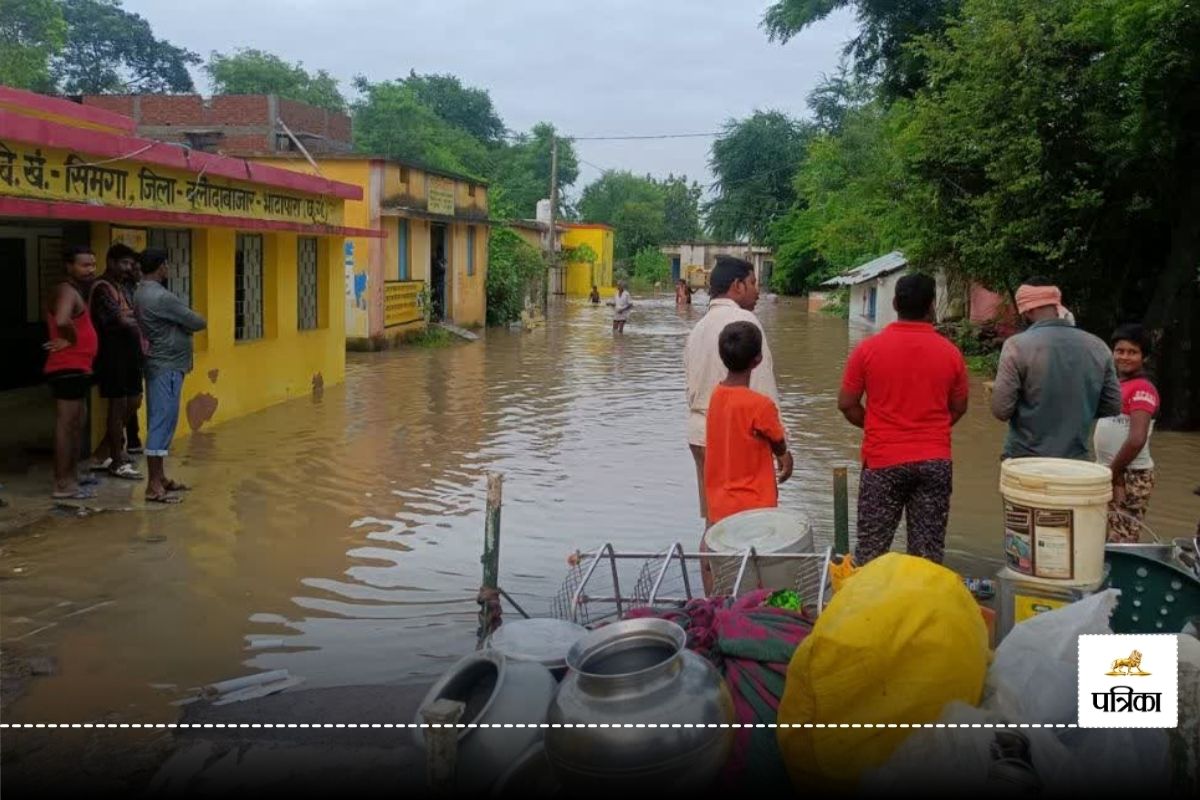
833, 467, 849, 555
477, 473, 503, 648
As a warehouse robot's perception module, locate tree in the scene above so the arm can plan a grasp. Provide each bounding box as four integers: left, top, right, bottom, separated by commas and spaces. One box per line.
705, 111, 813, 243
489, 123, 579, 219
762, 0, 960, 98
207, 49, 345, 111
351, 78, 490, 177
0, 0, 65, 91
403, 72, 506, 145
660, 175, 703, 242
806, 60, 871, 134
487, 227, 546, 326
53, 0, 198, 94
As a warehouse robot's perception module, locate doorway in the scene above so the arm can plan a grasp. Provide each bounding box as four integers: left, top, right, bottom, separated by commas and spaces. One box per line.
670, 255, 681, 282
430, 223, 448, 322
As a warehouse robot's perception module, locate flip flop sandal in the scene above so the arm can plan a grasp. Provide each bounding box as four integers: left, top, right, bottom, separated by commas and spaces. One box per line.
52, 488, 98, 500
109, 463, 144, 480
78, 474, 101, 487
162, 480, 191, 492
90, 457, 113, 472
146, 493, 182, 505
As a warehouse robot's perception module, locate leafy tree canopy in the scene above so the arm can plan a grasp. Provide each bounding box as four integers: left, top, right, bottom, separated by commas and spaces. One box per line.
578, 170, 703, 261
208, 48, 345, 111
489, 123, 579, 219
54, 0, 198, 94
0, 0, 66, 91
402, 71, 506, 145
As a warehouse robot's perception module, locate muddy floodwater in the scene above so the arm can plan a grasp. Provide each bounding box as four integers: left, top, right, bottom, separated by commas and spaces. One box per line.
3, 295, 1199, 727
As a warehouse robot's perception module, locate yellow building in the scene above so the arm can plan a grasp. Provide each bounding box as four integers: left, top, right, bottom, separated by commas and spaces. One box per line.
251, 155, 489, 347
0, 85, 369, 452
561, 222, 615, 298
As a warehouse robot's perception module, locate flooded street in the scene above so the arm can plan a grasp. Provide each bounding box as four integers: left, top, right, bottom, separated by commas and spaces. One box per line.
3, 295, 1199, 727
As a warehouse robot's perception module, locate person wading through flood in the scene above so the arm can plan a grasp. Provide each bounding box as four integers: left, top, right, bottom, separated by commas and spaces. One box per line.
135, 249, 206, 503
1093, 324, 1160, 543
684, 256, 782, 526
590, 285, 601, 305
838, 274, 970, 565
610, 280, 633, 333
88, 244, 145, 481
43, 245, 100, 500
990, 279, 1121, 459
703, 321, 792, 591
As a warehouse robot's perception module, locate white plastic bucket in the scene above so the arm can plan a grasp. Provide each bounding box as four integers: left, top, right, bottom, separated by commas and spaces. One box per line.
999, 458, 1112, 586
702, 508, 814, 595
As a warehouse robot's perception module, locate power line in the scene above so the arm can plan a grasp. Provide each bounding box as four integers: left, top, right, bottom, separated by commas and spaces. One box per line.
569, 132, 721, 141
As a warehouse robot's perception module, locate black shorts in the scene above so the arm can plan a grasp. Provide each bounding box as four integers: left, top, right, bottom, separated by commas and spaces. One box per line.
95, 349, 144, 399
47, 370, 92, 401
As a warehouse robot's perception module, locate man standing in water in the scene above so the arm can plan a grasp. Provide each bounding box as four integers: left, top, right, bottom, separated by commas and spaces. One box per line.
990, 280, 1121, 459
135, 249, 206, 503
610, 280, 632, 333
684, 256, 782, 521
838, 274, 969, 564
43, 245, 100, 499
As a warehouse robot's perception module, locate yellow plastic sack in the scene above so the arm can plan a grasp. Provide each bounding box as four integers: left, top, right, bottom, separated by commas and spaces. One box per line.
777, 553, 989, 792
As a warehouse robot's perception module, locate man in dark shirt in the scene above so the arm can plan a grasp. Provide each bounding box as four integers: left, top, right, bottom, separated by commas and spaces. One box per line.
90, 244, 144, 480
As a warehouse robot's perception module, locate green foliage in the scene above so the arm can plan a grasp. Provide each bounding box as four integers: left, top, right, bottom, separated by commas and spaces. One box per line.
705, 111, 813, 243
53, 0, 198, 94
402, 72, 505, 144
487, 227, 546, 326
489, 123, 579, 219
0, 0, 65, 91
630, 247, 670, 291
577, 171, 701, 262
352, 79, 490, 177
762, 0, 961, 98
561, 242, 598, 266
207, 48, 345, 111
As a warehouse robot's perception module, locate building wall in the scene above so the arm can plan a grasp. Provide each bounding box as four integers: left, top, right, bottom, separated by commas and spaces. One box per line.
85, 222, 344, 443
562, 225, 615, 297
848, 268, 953, 330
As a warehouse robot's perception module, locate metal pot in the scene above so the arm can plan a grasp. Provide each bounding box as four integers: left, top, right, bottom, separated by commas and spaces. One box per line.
413, 650, 556, 796
544, 618, 734, 794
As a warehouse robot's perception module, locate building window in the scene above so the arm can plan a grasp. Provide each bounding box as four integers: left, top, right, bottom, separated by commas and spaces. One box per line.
399, 166, 410, 185
466, 226, 476, 276
397, 219, 410, 280
297, 236, 319, 330
467, 184, 476, 198
184, 131, 222, 153
235, 233, 264, 341
147, 228, 192, 307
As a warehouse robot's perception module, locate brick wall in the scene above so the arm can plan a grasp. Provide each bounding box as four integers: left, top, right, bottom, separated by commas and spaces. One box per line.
278, 97, 352, 152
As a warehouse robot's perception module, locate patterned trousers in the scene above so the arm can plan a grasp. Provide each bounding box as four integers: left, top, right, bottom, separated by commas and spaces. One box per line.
1107, 468, 1155, 543
854, 459, 953, 565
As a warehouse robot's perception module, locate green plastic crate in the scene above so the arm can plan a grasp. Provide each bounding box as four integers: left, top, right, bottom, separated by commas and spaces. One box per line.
1104, 545, 1200, 633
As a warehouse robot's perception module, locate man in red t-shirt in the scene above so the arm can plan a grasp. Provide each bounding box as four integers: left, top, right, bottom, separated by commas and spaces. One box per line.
837, 273, 969, 564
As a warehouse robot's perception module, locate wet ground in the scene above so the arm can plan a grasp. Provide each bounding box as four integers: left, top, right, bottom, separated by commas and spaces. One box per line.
2, 295, 1199, 785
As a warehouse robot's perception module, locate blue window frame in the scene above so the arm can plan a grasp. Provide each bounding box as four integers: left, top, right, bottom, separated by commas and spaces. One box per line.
467, 226, 476, 276
397, 219, 410, 280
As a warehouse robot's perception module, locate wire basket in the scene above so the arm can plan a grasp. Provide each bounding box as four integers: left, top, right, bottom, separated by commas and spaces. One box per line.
549, 542, 832, 627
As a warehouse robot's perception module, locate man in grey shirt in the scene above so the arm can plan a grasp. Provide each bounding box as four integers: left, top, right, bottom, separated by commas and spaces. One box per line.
990, 281, 1121, 459
135, 248, 206, 502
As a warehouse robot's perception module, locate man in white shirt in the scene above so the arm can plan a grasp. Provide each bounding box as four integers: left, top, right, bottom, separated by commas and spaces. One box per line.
683, 256, 784, 519
610, 280, 633, 333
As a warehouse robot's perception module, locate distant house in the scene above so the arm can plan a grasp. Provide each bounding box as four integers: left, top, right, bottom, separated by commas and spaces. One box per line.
822, 251, 1009, 330
660, 242, 774, 290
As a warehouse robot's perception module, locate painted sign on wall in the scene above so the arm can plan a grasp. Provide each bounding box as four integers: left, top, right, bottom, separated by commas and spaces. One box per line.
427, 176, 455, 217
0, 141, 342, 226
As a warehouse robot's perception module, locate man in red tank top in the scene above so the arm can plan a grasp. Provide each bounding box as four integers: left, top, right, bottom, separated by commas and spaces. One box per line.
44, 245, 99, 499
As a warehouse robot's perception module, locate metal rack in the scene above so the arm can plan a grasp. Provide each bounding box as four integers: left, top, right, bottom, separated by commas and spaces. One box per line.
550, 542, 833, 627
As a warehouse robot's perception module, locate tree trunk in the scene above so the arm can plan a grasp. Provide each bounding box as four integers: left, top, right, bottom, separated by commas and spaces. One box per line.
1143, 167, 1200, 430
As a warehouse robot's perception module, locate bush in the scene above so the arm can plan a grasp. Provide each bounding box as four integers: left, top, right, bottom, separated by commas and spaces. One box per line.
938, 320, 1006, 376
629, 247, 670, 292
487, 227, 545, 326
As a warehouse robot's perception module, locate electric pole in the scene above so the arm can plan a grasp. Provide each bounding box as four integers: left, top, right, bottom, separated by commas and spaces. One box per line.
546, 133, 559, 313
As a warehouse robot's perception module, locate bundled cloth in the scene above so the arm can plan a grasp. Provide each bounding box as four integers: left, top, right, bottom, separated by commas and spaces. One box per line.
626, 590, 813, 790
1015, 283, 1074, 323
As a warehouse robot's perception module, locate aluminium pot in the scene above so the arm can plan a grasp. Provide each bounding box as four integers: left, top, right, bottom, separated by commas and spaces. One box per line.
544, 618, 734, 794
413, 649, 556, 796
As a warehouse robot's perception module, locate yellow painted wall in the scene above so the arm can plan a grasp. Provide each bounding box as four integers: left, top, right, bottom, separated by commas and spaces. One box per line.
88, 221, 345, 445
562, 225, 615, 297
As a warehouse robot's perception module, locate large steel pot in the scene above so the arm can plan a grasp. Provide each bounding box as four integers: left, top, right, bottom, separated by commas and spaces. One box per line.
544, 618, 734, 794
413, 650, 556, 796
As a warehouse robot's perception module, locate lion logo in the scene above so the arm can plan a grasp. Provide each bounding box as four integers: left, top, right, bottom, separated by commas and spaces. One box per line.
1106, 650, 1150, 676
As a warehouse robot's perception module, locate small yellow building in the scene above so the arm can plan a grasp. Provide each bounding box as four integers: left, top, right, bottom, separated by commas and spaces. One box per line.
560, 222, 615, 298
0, 85, 369, 452
252, 155, 489, 347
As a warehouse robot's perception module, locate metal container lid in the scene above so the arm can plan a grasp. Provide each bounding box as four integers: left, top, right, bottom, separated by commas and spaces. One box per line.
485, 618, 588, 671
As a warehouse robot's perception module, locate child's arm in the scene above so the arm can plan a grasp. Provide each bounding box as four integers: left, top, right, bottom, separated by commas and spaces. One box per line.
757, 400, 794, 483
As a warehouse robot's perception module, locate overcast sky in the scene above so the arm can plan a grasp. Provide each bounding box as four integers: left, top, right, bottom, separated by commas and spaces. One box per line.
123, 0, 856, 197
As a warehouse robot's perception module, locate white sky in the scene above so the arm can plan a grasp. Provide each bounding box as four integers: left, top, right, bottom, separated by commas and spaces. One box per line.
123, 0, 856, 195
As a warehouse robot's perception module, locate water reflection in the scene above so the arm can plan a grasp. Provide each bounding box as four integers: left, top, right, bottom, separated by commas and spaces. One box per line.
2, 294, 1197, 725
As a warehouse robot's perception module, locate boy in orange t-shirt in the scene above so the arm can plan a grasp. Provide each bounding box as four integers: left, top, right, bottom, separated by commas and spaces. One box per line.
702, 321, 793, 590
